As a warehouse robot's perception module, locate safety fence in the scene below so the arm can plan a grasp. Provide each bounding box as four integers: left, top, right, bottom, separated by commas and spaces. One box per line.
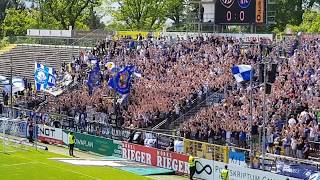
1, 106, 320, 179
0, 115, 314, 180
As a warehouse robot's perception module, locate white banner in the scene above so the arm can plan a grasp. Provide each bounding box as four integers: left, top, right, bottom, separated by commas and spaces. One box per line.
161, 32, 273, 43
37, 125, 63, 145
194, 158, 300, 180
194, 158, 214, 180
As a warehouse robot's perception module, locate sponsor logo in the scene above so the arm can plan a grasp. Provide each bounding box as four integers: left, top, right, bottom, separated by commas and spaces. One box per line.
195, 161, 212, 175
122, 142, 189, 174
238, 0, 251, 9
35, 69, 48, 84
122, 143, 152, 165
220, 0, 235, 8
156, 150, 189, 174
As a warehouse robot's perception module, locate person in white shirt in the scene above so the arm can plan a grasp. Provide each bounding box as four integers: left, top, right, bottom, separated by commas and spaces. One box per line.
288, 115, 297, 127
291, 137, 297, 158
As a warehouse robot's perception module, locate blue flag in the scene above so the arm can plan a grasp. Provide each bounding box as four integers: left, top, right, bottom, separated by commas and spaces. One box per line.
34, 62, 56, 91
231, 64, 253, 83
108, 66, 134, 95
87, 61, 101, 95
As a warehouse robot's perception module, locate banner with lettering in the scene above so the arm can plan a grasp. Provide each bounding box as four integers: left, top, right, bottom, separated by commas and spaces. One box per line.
122, 142, 189, 174
193, 158, 300, 180
63, 130, 122, 157
276, 161, 318, 180
37, 124, 63, 145
229, 151, 246, 167
213, 161, 300, 180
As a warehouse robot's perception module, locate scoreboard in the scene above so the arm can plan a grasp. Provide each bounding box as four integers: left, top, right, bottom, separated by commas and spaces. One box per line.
215, 0, 265, 24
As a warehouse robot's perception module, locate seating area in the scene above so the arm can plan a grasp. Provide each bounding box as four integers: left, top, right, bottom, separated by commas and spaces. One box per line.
0, 44, 87, 81
1, 34, 320, 162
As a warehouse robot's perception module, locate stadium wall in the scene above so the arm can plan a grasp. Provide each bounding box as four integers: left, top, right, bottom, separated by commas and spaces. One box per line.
35, 126, 306, 179
0, 116, 310, 179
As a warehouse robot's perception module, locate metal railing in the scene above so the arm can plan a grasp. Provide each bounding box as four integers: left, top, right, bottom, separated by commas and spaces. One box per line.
166, 91, 224, 132
1, 105, 320, 174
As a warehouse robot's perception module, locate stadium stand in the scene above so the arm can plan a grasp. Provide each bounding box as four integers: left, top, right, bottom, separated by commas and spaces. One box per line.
0, 44, 86, 81
1, 34, 320, 163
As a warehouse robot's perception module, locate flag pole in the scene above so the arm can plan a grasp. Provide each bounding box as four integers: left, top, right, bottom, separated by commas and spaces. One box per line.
262, 57, 268, 171
249, 60, 254, 167
10, 56, 13, 120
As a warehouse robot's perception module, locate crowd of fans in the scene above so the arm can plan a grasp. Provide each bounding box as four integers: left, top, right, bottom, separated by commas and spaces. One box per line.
2, 33, 320, 160
178, 36, 320, 159
41, 35, 236, 130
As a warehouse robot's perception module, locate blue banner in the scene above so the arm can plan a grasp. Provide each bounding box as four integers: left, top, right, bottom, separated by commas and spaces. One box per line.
108, 66, 134, 95
87, 61, 101, 95
276, 161, 318, 180
229, 151, 246, 166
34, 62, 56, 91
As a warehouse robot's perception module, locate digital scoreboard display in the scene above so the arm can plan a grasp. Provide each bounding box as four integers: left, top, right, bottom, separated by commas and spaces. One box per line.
215, 0, 265, 24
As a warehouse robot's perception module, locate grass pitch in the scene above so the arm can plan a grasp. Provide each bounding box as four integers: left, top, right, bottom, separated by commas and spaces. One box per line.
0, 141, 149, 180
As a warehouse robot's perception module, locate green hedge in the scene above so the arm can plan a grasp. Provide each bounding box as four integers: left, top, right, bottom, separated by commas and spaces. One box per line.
0, 37, 9, 49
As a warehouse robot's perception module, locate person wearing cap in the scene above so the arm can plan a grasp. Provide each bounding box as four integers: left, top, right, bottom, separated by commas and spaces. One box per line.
220, 165, 229, 180
188, 147, 196, 180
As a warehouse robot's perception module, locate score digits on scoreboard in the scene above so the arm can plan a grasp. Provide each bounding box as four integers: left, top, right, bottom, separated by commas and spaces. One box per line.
215, 0, 265, 24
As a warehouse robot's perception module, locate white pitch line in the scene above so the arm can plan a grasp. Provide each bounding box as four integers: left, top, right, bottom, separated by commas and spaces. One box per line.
4, 149, 101, 179
0, 162, 37, 168
38, 162, 101, 180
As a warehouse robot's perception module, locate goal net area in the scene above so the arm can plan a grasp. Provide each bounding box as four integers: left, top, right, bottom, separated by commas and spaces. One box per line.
0, 117, 31, 153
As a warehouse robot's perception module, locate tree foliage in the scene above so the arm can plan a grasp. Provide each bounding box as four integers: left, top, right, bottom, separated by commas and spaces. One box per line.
287, 11, 320, 33
274, 0, 320, 32
166, 0, 185, 25
1, 8, 38, 36
0, 0, 25, 36
38, 0, 101, 30
108, 0, 172, 30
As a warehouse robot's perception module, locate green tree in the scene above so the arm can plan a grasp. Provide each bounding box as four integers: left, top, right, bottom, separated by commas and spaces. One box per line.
274, 0, 320, 32
166, 0, 185, 25
107, 0, 171, 30
38, 0, 101, 30
275, 0, 303, 32
86, 4, 105, 30
1, 8, 38, 36
0, 0, 25, 36
288, 11, 320, 33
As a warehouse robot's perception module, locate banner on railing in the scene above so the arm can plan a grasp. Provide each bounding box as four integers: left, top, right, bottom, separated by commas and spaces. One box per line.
194, 158, 213, 180
157, 134, 172, 150
174, 140, 184, 153
109, 127, 131, 141
229, 151, 246, 167
193, 158, 300, 180
276, 161, 318, 180
122, 142, 189, 174
63, 130, 122, 157
37, 125, 63, 145
160, 32, 273, 43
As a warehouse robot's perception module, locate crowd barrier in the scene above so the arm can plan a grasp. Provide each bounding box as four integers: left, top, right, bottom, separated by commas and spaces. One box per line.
1, 105, 320, 179
114, 31, 161, 40
160, 32, 274, 43
0, 116, 314, 179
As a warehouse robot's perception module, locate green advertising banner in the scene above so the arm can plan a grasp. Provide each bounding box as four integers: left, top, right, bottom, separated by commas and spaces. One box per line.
63, 130, 122, 157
